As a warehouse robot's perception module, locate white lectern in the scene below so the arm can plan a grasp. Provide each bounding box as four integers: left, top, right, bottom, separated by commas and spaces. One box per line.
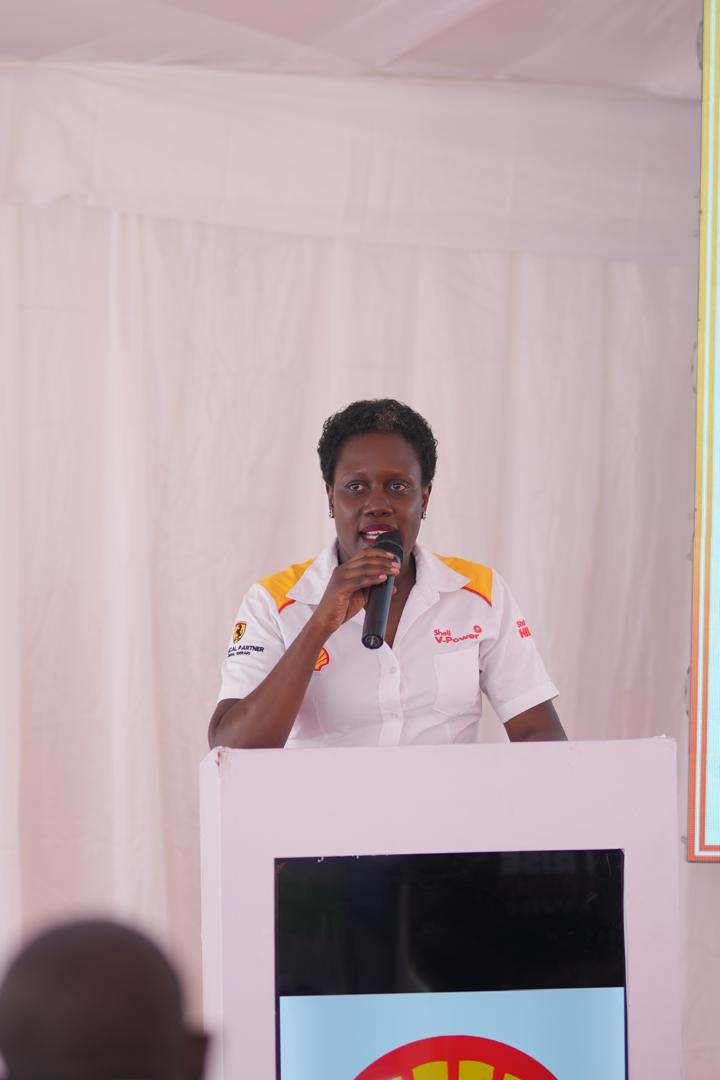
200, 739, 681, 1079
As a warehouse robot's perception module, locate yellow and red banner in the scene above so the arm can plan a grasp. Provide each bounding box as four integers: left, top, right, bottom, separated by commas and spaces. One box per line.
690, 0, 720, 861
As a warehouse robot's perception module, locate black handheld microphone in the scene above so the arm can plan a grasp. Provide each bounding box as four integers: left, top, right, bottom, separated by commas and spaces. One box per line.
361, 530, 404, 650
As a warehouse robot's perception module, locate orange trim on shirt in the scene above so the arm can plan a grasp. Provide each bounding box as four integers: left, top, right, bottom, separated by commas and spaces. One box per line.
259, 557, 316, 613
434, 554, 493, 606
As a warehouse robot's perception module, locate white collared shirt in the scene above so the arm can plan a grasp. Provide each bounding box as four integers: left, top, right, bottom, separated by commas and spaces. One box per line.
218, 543, 558, 748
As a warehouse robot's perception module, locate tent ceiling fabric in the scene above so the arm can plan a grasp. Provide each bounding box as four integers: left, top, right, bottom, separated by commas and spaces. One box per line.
0, 63, 699, 262
0, 0, 701, 100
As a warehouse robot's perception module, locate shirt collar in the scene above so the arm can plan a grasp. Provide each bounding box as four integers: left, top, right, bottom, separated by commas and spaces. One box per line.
287, 541, 473, 606
415, 544, 473, 593
285, 542, 338, 604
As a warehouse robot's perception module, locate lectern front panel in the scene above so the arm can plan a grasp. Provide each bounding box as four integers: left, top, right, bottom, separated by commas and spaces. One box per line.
200, 741, 681, 1078
275, 849, 626, 1080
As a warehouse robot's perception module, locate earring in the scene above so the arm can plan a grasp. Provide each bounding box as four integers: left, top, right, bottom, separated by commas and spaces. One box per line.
422, 510, 427, 519
329, 508, 334, 518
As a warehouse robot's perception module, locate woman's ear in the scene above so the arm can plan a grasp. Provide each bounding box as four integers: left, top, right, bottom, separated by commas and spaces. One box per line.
326, 483, 334, 518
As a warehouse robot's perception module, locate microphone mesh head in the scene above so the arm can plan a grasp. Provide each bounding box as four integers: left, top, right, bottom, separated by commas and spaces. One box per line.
374, 529, 403, 564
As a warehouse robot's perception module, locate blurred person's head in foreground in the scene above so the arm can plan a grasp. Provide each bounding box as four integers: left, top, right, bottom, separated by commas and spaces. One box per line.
0, 919, 206, 1080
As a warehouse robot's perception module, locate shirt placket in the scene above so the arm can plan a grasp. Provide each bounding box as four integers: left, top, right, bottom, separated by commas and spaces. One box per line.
376, 647, 404, 746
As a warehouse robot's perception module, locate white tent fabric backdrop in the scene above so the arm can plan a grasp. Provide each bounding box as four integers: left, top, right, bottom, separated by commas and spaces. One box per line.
0, 61, 715, 1076
0, 64, 698, 261
0, 0, 701, 98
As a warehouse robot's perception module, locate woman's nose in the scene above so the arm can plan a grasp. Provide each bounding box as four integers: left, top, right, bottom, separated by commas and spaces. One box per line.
363, 487, 392, 515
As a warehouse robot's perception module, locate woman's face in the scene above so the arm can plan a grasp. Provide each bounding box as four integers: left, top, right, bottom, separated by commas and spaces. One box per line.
328, 432, 431, 565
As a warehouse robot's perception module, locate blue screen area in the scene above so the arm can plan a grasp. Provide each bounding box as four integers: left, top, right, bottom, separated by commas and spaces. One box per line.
279, 987, 626, 1080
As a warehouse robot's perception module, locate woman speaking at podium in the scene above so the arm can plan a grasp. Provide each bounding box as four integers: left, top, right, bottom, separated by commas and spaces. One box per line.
209, 400, 565, 749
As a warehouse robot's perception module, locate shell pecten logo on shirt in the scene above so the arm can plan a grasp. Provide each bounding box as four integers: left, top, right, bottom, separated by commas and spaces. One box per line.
314, 648, 330, 672
355, 1034, 557, 1080
233, 621, 247, 643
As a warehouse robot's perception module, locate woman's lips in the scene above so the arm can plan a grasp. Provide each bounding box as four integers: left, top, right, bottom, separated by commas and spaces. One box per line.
359, 526, 396, 545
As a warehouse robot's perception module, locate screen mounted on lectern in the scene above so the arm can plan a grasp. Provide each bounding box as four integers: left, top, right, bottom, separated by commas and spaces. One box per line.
274, 849, 627, 1080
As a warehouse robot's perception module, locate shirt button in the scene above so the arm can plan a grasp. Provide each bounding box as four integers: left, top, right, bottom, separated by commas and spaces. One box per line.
389, 666, 397, 674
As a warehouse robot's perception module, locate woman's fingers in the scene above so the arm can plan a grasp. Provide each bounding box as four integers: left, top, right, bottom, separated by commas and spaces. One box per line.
340, 565, 397, 587
312, 549, 401, 635
334, 551, 399, 588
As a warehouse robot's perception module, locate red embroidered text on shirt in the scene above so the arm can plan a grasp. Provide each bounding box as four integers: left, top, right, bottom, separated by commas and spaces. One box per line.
517, 619, 532, 638
434, 625, 482, 644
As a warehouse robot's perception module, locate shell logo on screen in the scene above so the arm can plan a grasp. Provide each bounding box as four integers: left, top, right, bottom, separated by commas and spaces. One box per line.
354, 1034, 557, 1080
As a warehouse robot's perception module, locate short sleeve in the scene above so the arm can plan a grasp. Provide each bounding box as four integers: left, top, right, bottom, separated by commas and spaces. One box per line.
478, 572, 558, 724
217, 585, 287, 702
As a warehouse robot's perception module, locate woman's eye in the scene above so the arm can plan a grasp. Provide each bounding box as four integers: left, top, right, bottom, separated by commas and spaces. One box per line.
345, 482, 365, 493
389, 481, 410, 493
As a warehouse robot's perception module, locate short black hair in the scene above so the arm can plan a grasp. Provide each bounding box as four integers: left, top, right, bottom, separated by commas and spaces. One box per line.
318, 399, 437, 487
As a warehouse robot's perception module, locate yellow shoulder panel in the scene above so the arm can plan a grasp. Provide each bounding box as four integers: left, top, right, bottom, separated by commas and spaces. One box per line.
258, 557, 316, 613
434, 554, 493, 606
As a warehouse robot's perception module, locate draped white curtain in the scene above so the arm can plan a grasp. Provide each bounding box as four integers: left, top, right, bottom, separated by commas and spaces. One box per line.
0, 61, 713, 1076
